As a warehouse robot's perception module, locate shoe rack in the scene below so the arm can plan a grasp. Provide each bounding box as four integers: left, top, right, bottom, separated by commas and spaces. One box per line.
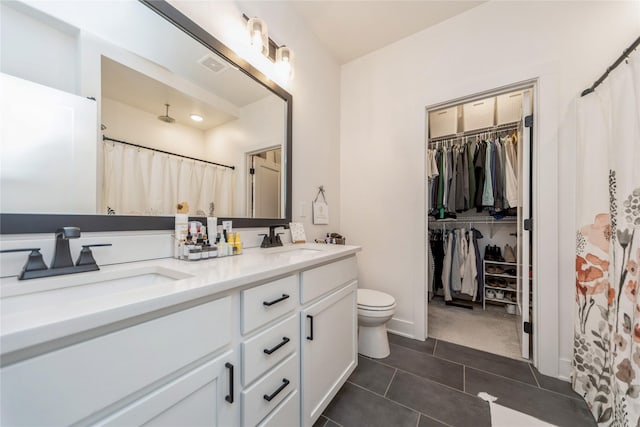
483, 260, 518, 310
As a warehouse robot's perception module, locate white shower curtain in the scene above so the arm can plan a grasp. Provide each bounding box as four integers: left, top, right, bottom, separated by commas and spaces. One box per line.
573, 47, 640, 425
102, 142, 235, 216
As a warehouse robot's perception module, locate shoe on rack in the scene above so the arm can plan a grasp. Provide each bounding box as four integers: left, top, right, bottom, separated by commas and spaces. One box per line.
495, 290, 505, 300
486, 289, 496, 299
504, 244, 516, 263
484, 245, 493, 261
494, 245, 505, 262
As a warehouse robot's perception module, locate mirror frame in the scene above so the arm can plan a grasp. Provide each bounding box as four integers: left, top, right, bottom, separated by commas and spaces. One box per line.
0, 0, 292, 234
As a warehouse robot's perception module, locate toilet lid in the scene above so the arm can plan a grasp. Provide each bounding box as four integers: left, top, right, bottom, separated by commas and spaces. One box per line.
357, 288, 395, 308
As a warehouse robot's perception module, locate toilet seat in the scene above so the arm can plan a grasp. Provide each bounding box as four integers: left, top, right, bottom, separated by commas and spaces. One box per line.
357, 289, 396, 311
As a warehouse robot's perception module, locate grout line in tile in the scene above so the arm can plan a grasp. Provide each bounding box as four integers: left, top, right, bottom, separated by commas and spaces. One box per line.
324, 416, 344, 427
463, 366, 466, 393
416, 413, 421, 427
346, 380, 424, 421
384, 368, 397, 397
463, 365, 583, 401
529, 363, 542, 388
432, 338, 438, 355
419, 412, 455, 427
388, 343, 466, 368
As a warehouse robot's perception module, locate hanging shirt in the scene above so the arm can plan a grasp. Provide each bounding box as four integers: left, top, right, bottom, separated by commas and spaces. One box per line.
493, 141, 504, 210
461, 230, 478, 299
482, 141, 494, 206
441, 232, 454, 301
504, 138, 518, 207
474, 141, 486, 211
467, 141, 476, 210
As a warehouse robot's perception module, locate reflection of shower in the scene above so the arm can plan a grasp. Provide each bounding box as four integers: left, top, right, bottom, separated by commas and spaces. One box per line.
158, 104, 175, 123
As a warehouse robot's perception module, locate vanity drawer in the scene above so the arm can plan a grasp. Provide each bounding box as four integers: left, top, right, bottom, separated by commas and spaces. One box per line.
242, 274, 298, 335
300, 256, 357, 304
257, 389, 299, 427
243, 314, 297, 386
0, 297, 232, 427
242, 353, 298, 427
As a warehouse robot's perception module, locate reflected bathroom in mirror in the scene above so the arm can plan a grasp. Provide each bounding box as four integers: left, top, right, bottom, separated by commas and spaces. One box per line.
0, 0, 291, 232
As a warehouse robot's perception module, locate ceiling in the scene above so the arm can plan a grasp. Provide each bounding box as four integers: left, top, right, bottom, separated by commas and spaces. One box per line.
287, 1, 485, 64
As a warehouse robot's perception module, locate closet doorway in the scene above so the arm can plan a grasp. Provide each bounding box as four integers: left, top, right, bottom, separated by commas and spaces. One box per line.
425, 83, 535, 361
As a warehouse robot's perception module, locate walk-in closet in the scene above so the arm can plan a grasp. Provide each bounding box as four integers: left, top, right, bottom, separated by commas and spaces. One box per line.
425, 85, 534, 360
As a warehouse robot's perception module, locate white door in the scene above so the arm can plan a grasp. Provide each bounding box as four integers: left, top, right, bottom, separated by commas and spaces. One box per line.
250, 150, 281, 218
518, 90, 533, 360
301, 282, 357, 427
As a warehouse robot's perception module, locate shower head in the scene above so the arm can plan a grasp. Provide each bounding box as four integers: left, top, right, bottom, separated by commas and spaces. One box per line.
158, 104, 175, 123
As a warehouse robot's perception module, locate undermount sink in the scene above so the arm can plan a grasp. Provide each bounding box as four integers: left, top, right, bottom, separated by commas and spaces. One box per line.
264, 246, 324, 256
1, 266, 193, 315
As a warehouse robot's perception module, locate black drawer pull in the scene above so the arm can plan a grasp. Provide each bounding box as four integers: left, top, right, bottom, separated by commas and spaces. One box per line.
263, 294, 290, 307
264, 337, 290, 355
225, 362, 234, 403
263, 378, 290, 402
306, 315, 314, 341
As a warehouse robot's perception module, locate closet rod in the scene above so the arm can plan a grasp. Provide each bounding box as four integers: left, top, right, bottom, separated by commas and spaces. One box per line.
428, 121, 519, 144
102, 136, 235, 170
581, 35, 639, 97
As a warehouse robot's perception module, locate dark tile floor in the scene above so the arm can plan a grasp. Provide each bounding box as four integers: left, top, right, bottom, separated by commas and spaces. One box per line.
314, 334, 596, 427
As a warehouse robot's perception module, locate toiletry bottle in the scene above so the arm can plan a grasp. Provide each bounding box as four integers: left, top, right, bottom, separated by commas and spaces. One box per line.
235, 233, 243, 255
219, 233, 227, 257
228, 233, 236, 255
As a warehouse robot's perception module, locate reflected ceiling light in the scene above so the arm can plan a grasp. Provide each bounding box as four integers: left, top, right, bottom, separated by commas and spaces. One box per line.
190, 114, 204, 122
276, 45, 294, 81
247, 17, 268, 55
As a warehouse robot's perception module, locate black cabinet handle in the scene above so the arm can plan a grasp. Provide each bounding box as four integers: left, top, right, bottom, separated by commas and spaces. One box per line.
306, 315, 314, 341
263, 378, 290, 402
225, 363, 234, 403
263, 294, 290, 307
263, 337, 290, 355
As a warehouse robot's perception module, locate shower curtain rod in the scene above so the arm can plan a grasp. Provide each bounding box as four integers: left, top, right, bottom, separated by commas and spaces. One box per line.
102, 135, 235, 170
581, 35, 640, 97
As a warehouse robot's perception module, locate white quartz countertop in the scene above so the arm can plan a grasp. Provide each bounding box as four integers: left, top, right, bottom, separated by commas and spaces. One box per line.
0, 244, 361, 355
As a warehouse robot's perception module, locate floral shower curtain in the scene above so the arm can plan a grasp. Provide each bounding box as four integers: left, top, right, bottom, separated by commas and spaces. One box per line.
102, 141, 235, 216
573, 48, 640, 425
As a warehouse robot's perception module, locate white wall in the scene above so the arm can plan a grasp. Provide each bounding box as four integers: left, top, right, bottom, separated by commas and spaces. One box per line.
205, 95, 287, 217
0, 2, 78, 94
340, 1, 640, 377
168, 0, 342, 239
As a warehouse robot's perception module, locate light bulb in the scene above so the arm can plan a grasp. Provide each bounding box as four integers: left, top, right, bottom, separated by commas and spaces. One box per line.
190, 114, 203, 122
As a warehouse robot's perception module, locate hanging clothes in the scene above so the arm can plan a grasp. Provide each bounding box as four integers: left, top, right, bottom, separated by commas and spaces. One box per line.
432, 227, 483, 302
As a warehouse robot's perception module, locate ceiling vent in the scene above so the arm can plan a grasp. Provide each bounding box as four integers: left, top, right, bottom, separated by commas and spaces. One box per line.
198, 54, 228, 74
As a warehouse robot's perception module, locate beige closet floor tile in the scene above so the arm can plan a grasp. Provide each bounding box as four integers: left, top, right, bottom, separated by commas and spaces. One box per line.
427, 297, 522, 360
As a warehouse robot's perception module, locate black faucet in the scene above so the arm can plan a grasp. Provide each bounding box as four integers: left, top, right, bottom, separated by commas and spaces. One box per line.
0, 227, 112, 280
51, 227, 81, 268
259, 224, 289, 248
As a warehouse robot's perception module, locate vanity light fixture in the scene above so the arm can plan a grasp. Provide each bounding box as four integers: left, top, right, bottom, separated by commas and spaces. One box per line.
276, 45, 294, 81
190, 114, 204, 122
246, 17, 268, 55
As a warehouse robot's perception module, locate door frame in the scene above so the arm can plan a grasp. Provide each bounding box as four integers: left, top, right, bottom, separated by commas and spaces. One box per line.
245, 145, 282, 218
422, 79, 540, 365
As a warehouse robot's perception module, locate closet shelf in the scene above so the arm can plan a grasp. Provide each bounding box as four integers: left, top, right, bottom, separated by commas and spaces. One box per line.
485, 297, 517, 305
431, 216, 517, 224
485, 285, 516, 291
485, 273, 517, 279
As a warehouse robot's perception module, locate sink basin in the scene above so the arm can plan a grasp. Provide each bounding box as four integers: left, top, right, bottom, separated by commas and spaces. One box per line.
1, 266, 193, 315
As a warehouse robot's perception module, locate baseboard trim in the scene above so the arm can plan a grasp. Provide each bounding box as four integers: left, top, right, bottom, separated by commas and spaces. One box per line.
558, 357, 572, 382
387, 318, 414, 338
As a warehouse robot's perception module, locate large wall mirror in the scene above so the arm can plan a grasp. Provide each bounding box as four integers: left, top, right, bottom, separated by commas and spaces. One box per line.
0, 0, 292, 233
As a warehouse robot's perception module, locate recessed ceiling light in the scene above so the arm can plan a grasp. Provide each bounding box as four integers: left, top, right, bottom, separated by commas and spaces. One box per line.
190, 114, 204, 122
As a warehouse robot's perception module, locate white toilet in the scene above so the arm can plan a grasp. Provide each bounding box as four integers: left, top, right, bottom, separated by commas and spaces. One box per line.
357, 288, 397, 359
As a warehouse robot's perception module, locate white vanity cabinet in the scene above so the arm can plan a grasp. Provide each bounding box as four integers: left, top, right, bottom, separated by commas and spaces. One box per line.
0, 248, 360, 427
300, 258, 359, 427
0, 296, 237, 427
